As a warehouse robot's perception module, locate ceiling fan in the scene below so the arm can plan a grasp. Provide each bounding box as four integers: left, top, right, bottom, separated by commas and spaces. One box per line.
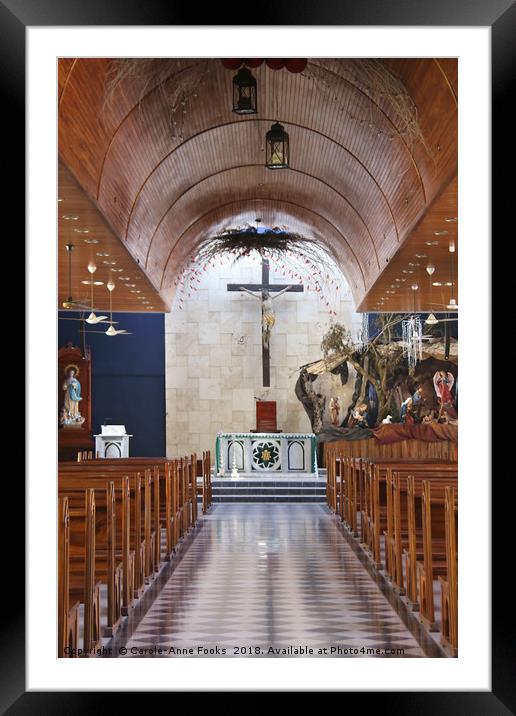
61, 243, 93, 310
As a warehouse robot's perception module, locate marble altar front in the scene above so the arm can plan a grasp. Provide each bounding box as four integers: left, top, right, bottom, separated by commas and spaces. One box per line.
215, 432, 317, 477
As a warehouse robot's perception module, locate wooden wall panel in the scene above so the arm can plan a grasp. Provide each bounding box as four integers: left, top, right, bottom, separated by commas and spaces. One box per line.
322, 437, 458, 465
58, 58, 458, 312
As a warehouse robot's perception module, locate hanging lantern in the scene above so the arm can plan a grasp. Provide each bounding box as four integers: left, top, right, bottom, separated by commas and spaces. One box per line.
232, 67, 258, 115
265, 122, 289, 169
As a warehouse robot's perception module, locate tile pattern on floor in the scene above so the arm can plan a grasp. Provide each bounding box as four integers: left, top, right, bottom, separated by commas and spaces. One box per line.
115, 504, 426, 657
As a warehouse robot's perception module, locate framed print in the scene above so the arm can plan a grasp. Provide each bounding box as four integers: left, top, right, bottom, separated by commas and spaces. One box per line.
7, 0, 511, 708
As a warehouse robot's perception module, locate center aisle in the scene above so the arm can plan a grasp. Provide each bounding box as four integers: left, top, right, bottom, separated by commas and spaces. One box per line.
114, 504, 426, 658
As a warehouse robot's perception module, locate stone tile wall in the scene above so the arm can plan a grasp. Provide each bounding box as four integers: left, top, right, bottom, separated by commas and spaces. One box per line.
165, 256, 360, 457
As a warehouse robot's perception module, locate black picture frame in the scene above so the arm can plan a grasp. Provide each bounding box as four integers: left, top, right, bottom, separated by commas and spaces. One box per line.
10, 0, 509, 709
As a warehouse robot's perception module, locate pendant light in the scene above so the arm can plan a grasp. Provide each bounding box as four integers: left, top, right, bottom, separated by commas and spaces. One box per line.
265, 122, 289, 169
446, 239, 458, 310
425, 263, 438, 325
105, 276, 130, 336
85, 261, 107, 324
232, 67, 257, 114
105, 277, 117, 336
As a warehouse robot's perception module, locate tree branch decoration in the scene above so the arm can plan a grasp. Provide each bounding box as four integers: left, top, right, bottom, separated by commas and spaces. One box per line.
101, 58, 431, 153
172, 226, 349, 319
195, 226, 337, 265
303, 59, 432, 155
102, 59, 211, 141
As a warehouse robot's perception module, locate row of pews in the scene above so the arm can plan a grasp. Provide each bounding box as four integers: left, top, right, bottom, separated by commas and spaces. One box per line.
58, 452, 212, 657
325, 452, 458, 655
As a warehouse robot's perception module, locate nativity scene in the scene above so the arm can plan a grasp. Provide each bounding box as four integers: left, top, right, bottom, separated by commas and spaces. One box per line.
57, 57, 458, 663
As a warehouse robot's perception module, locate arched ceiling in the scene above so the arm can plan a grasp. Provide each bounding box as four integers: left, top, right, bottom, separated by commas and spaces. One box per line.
58, 58, 457, 312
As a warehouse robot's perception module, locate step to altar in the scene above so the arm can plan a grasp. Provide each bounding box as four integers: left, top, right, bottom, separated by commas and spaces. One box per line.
209, 470, 327, 503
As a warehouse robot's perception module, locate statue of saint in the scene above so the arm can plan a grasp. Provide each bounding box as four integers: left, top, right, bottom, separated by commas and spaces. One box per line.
63, 365, 83, 421
329, 397, 341, 426
239, 286, 291, 349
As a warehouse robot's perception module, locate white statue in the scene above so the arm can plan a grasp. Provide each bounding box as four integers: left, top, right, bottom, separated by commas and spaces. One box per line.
62, 364, 83, 423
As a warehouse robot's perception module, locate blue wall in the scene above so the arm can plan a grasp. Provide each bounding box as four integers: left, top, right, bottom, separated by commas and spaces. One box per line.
58, 312, 166, 456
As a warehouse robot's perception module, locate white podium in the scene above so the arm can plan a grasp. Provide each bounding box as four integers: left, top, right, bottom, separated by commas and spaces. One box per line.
94, 425, 132, 458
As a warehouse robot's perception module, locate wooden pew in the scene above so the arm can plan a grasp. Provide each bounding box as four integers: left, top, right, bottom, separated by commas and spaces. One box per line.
417, 479, 458, 631
385, 467, 458, 588
58, 496, 80, 657
59, 479, 127, 635
439, 485, 458, 653
76, 453, 212, 521
58, 453, 208, 656
369, 462, 458, 569
68, 488, 102, 653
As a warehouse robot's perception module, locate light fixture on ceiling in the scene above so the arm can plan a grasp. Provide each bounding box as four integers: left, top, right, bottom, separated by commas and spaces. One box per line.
104, 277, 131, 335
434, 230, 448, 236
83, 238, 99, 244
233, 67, 258, 115
415, 253, 427, 259
445, 217, 458, 223
85, 261, 108, 324
402, 284, 423, 369
425, 240, 439, 246
74, 228, 89, 234
265, 122, 289, 169
96, 252, 109, 257
62, 215, 79, 221
425, 263, 437, 323
446, 238, 458, 310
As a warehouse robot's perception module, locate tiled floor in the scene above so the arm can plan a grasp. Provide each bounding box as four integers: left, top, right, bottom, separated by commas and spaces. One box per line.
111, 504, 427, 658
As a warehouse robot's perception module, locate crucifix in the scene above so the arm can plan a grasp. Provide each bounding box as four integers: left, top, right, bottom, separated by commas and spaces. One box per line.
227, 257, 304, 387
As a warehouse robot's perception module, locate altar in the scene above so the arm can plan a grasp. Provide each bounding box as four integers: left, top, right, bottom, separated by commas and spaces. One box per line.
215, 432, 317, 477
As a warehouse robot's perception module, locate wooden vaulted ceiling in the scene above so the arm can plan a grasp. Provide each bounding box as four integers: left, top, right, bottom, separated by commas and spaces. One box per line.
58, 58, 457, 313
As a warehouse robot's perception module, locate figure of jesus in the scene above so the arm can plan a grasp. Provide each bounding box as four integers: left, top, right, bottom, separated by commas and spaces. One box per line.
239, 286, 291, 349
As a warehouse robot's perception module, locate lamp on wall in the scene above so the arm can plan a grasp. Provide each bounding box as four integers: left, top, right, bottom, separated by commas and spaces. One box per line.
233, 67, 257, 114
265, 122, 289, 169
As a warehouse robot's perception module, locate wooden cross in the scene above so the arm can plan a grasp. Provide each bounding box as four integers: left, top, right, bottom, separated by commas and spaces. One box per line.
227, 257, 304, 387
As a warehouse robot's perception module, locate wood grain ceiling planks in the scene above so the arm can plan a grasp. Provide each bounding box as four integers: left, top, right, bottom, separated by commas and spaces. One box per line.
358, 174, 458, 313
58, 162, 168, 313
58, 58, 457, 312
